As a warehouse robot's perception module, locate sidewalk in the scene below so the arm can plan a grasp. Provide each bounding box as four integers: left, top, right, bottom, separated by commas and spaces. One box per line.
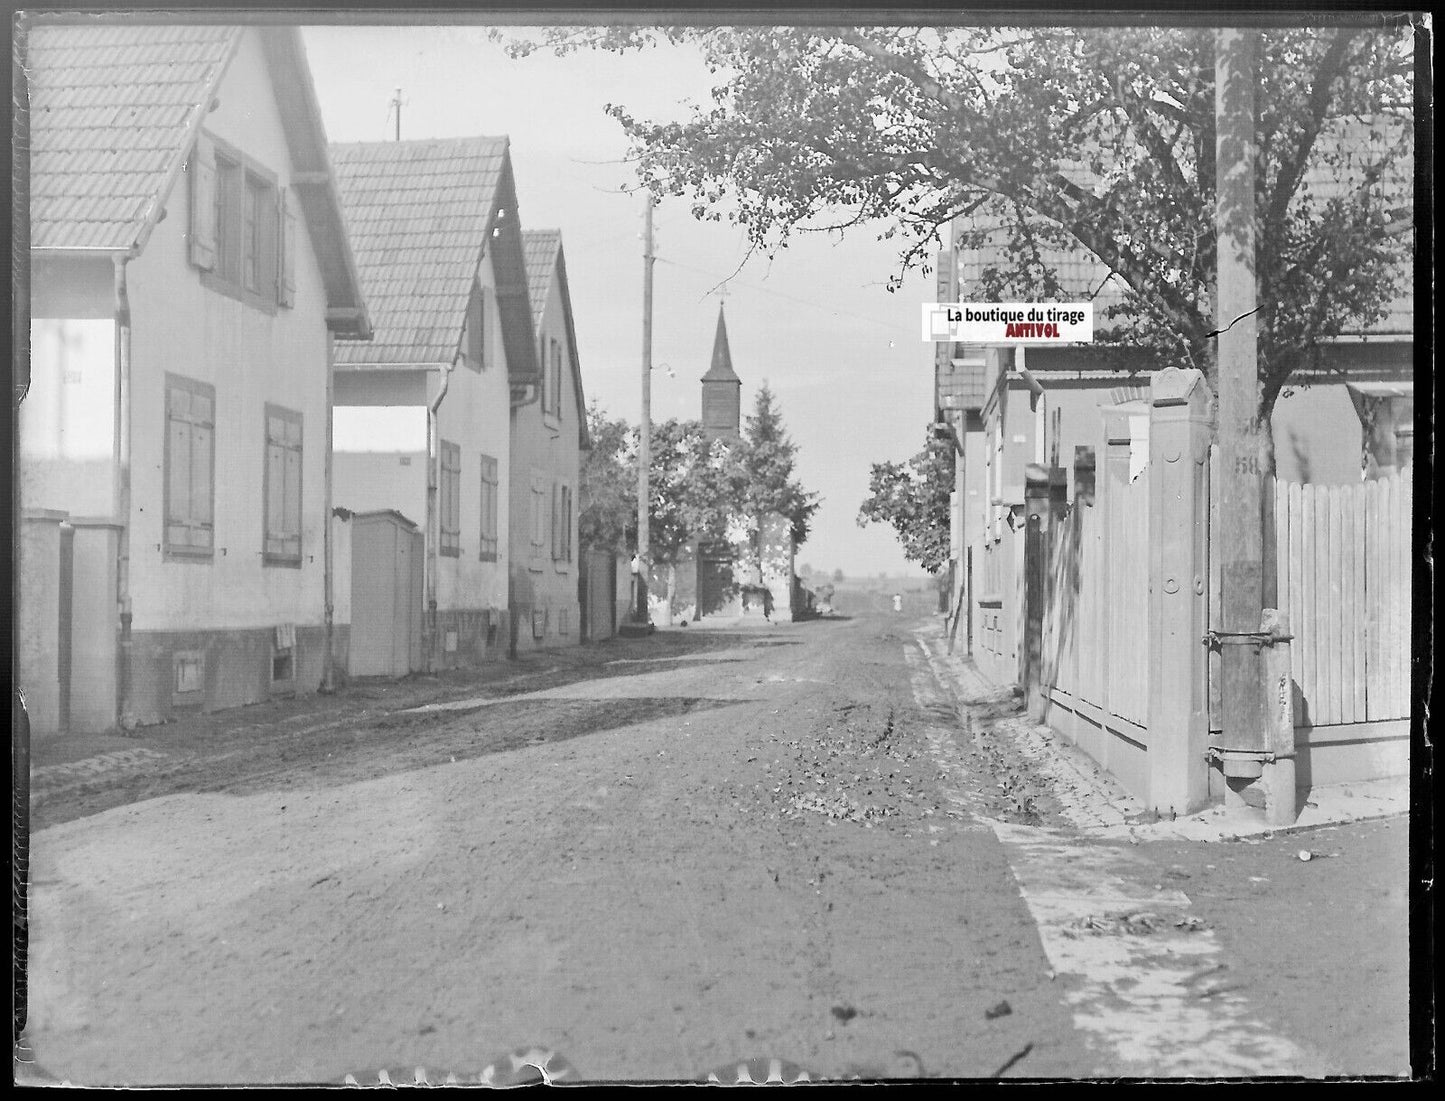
912, 618, 1408, 843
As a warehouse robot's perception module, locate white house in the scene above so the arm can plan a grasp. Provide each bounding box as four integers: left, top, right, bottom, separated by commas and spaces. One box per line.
512, 229, 589, 652
19, 21, 371, 732
329, 136, 541, 672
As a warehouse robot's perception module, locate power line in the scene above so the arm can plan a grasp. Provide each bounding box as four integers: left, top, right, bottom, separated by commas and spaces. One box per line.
654, 256, 913, 336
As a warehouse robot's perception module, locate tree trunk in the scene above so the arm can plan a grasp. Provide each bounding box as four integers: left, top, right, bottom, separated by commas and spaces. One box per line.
666, 562, 678, 625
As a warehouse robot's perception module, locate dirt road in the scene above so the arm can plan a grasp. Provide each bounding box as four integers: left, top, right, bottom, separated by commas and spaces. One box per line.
20, 613, 1411, 1083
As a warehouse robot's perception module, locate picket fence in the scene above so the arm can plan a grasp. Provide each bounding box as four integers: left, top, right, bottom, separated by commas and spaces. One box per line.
1040, 455, 1151, 740
1207, 462, 1413, 730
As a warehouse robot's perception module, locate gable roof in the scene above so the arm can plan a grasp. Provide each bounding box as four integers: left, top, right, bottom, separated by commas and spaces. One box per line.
702, 305, 740, 383
330, 136, 540, 386
522, 228, 590, 450
24, 21, 371, 337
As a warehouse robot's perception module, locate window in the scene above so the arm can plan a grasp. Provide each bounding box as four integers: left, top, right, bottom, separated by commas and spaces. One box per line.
529, 473, 547, 567
551, 481, 573, 565
466, 286, 486, 371
190, 133, 293, 311
264, 405, 303, 565
164, 374, 215, 559
479, 454, 499, 561
545, 338, 563, 418
440, 440, 461, 557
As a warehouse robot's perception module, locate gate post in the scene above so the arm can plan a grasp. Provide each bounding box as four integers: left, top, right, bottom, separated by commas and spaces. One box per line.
1146, 368, 1214, 814
1023, 465, 1049, 720
18, 510, 70, 736
1261, 608, 1297, 824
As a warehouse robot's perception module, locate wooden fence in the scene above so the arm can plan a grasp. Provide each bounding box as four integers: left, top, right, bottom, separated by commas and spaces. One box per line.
1209, 461, 1412, 733
1038, 440, 1155, 798
1278, 470, 1412, 725
1038, 391, 1411, 802
1043, 463, 1151, 728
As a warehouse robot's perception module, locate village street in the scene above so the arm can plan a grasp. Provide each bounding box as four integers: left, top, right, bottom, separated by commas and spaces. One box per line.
20, 614, 1410, 1085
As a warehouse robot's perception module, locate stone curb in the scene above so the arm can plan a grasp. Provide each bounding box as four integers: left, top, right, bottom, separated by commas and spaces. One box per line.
910, 619, 1407, 844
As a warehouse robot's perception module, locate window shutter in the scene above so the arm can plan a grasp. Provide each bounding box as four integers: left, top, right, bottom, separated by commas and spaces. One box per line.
470, 292, 484, 368
191, 418, 213, 527
283, 443, 302, 550
189, 134, 218, 271
168, 416, 192, 545
266, 435, 285, 547
551, 483, 560, 560
277, 187, 296, 308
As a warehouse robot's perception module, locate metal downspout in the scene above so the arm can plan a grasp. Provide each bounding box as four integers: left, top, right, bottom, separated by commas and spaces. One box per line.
322, 327, 336, 693
113, 254, 134, 730
1018, 363, 1047, 466
426, 361, 454, 673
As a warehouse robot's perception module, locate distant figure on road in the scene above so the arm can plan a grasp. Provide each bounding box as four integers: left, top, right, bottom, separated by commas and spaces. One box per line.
892, 593, 903, 613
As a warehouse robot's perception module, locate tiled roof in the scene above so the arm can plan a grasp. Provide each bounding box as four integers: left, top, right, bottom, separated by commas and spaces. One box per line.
331, 137, 511, 365
26, 22, 240, 250
958, 118, 1413, 338
522, 228, 562, 327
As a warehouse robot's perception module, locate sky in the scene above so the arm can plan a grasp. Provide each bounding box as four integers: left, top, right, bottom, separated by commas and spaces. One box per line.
300, 23, 937, 579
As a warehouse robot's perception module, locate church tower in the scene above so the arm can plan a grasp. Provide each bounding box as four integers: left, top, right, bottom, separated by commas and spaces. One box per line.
700, 305, 742, 442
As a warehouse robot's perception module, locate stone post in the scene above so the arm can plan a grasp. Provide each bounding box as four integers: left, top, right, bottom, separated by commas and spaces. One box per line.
1261, 607, 1297, 825
1023, 465, 1050, 719
1099, 406, 1133, 720
1146, 368, 1214, 814
19, 510, 69, 736
68, 519, 122, 732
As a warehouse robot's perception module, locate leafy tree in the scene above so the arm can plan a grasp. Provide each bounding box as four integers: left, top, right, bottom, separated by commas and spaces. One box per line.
647, 418, 749, 616
505, 24, 1413, 470
579, 402, 637, 555
740, 382, 821, 549
831, 568, 846, 583
857, 437, 955, 574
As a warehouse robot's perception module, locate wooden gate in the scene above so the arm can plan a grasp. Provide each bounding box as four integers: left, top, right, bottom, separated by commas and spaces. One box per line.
1208, 458, 1412, 779
579, 547, 619, 641
349, 510, 424, 677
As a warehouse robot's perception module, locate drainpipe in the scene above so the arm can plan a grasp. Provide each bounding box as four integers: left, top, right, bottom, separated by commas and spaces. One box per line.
113, 253, 134, 731
1018, 363, 1047, 466
425, 360, 455, 673
321, 327, 336, 693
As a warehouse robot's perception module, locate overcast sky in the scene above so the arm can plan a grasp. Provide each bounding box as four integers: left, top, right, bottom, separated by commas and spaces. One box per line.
301, 23, 937, 579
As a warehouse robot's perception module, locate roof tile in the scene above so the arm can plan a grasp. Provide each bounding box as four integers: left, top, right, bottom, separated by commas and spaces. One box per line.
26, 22, 239, 250
330, 136, 510, 365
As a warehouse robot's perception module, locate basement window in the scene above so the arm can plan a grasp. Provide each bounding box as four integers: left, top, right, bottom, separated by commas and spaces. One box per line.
173, 651, 206, 701
271, 624, 296, 685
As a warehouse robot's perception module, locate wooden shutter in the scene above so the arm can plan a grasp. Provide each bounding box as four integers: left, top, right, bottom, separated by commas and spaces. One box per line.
277, 187, 296, 308
190, 393, 213, 548
551, 483, 561, 560
283, 436, 302, 553
167, 407, 193, 548
469, 291, 485, 369
189, 134, 218, 271
565, 486, 573, 562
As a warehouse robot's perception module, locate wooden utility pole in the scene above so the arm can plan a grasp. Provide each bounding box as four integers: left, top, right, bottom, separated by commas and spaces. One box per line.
635, 193, 655, 624
1214, 28, 1275, 802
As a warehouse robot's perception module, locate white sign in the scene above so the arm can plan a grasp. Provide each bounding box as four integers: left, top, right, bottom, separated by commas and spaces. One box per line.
923, 303, 1094, 344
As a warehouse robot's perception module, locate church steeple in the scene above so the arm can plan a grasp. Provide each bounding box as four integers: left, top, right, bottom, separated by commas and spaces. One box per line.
701, 305, 742, 441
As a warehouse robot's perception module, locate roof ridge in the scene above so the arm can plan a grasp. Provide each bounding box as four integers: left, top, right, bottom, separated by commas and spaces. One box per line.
330, 134, 509, 151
